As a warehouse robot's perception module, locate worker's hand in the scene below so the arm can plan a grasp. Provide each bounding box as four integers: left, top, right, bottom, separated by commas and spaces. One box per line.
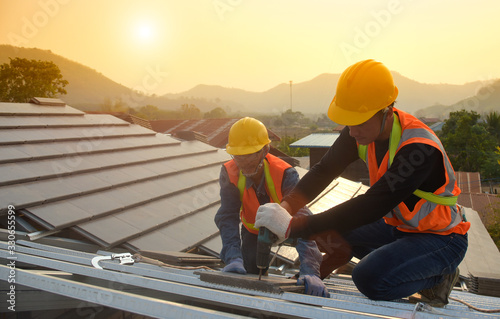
297, 274, 330, 297
255, 203, 292, 245
222, 258, 246, 274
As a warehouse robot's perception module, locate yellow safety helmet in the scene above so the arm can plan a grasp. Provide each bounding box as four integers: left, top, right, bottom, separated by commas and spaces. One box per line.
226, 117, 271, 155
328, 59, 398, 126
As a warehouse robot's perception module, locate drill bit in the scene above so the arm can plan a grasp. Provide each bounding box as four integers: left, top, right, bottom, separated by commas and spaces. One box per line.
258, 269, 262, 280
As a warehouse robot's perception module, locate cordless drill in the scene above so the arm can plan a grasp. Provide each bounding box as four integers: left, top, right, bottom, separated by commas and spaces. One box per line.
256, 227, 278, 280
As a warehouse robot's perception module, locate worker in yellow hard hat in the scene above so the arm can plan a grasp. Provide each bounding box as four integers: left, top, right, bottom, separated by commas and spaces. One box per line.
255, 59, 470, 306
214, 117, 329, 297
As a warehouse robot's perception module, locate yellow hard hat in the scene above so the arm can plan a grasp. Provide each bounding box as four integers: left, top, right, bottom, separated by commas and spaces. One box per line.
226, 117, 271, 155
328, 59, 398, 126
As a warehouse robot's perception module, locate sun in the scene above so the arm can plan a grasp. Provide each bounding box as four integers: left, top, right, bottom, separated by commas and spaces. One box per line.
134, 22, 155, 43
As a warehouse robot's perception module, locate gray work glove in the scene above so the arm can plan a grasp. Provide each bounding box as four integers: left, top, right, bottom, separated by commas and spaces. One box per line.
222, 257, 246, 274
297, 274, 330, 297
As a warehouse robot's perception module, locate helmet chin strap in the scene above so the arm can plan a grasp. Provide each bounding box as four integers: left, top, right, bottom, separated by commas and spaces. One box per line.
379, 109, 389, 135
242, 161, 264, 177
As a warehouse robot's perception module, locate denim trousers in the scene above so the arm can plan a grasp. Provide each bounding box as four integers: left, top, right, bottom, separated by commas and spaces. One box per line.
341, 219, 468, 301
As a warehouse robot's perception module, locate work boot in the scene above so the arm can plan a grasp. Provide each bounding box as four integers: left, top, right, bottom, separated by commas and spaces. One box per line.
410, 268, 460, 307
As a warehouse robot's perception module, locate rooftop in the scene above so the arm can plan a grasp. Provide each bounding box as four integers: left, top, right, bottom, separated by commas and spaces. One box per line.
1, 100, 499, 318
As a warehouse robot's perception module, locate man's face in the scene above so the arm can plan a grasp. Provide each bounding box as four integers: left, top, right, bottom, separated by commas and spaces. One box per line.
348, 111, 385, 145
232, 149, 264, 175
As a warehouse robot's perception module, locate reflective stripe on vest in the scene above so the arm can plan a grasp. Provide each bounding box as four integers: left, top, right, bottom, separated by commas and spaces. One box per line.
224, 154, 289, 234
357, 109, 468, 234
238, 160, 281, 232
358, 114, 457, 206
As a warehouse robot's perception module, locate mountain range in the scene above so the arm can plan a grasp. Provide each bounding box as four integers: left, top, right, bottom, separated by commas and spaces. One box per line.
1, 45, 499, 118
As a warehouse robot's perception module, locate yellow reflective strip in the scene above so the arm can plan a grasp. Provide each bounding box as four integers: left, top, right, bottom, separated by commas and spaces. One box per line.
237, 170, 245, 202
237, 170, 245, 213
358, 145, 367, 163
241, 215, 258, 231
263, 160, 281, 204
387, 114, 458, 206
389, 114, 402, 166
413, 189, 458, 206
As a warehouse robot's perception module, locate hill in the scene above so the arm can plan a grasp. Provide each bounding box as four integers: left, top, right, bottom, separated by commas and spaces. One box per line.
415, 79, 500, 118
0, 45, 223, 112
165, 73, 488, 116
1, 45, 496, 117
0, 45, 135, 110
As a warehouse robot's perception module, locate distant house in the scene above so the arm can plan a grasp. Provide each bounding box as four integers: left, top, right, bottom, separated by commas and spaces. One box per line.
150, 118, 299, 167
429, 121, 444, 132
150, 118, 281, 148
419, 117, 441, 126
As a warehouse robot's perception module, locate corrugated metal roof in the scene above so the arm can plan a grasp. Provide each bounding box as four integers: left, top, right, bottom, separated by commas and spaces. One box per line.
458, 192, 500, 224
2, 236, 500, 318
456, 171, 482, 193
150, 118, 281, 148
290, 133, 340, 148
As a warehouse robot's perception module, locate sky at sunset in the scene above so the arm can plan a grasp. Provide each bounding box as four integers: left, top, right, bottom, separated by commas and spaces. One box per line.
1, 0, 499, 95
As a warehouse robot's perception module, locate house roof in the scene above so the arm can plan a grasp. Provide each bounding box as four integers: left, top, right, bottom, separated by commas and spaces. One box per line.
456, 171, 482, 193
0, 100, 229, 254
429, 121, 444, 132
458, 192, 500, 224
289, 133, 340, 148
1, 100, 500, 317
150, 118, 281, 149
94, 111, 154, 130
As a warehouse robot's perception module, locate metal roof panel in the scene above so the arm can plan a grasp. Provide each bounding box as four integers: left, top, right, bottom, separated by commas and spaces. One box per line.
27, 201, 93, 229
76, 214, 142, 246
290, 133, 340, 148
0, 102, 84, 115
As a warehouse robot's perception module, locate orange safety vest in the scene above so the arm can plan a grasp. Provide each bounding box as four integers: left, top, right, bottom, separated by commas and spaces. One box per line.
358, 108, 470, 235
224, 154, 290, 234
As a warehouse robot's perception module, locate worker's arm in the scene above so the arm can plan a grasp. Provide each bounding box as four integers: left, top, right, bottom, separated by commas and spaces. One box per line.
214, 166, 244, 264
282, 168, 322, 278
289, 142, 445, 238
282, 127, 360, 215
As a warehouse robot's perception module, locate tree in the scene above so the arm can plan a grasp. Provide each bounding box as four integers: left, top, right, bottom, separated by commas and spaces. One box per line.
134, 105, 162, 120
101, 98, 129, 113
0, 57, 68, 102
180, 104, 201, 119
485, 111, 500, 144
281, 109, 304, 126
204, 107, 227, 119
276, 136, 309, 157
439, 110, 496, 173
481, 146, 500, 181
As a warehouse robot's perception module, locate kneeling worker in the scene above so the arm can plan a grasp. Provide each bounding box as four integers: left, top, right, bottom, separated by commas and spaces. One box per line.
255, 59, 469, 307
215, 117, 328, 297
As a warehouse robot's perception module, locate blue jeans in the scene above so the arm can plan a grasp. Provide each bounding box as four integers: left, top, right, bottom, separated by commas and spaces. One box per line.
339, 219, 468, 301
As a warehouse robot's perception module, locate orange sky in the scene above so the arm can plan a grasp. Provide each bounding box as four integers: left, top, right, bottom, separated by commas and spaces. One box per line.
1, 0, 499, 95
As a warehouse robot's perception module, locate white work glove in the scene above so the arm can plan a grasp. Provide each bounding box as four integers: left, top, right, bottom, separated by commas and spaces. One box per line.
254, 203, 292, 245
